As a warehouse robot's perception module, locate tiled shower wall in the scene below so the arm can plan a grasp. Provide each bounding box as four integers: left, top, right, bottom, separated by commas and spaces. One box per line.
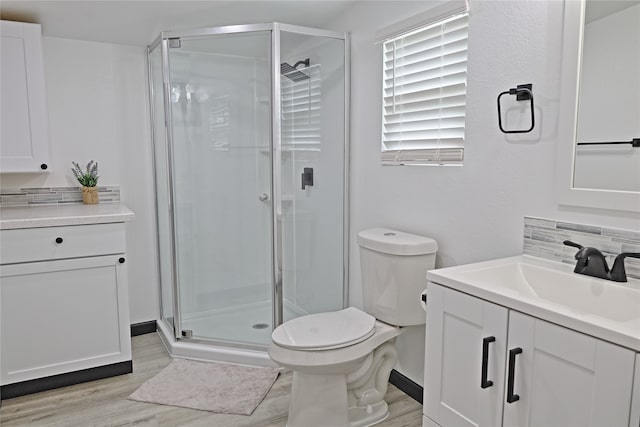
0, 186, 120, 207
523, 216, 640, 281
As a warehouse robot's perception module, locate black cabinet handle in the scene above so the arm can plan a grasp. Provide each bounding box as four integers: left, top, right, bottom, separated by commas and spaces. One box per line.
55, 237, 63, 244
119, 257, 125, 264
481, 336, 495, 388
506, 347, 523, 403
40, 163, 48, 170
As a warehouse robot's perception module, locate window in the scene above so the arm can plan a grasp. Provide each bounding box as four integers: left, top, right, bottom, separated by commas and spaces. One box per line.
381, 12, 469, 165
281, 64, 322, 152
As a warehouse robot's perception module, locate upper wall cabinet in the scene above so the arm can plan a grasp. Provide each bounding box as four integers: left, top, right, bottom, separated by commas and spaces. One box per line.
0, 20, 50, 173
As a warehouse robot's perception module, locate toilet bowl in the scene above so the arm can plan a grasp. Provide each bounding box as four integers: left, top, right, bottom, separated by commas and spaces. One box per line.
269, 228, 438, 427
269, 311, 401, 427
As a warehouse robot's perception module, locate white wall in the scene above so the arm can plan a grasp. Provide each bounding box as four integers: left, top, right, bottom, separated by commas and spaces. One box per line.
0, 37, 159, 324
574, 3, 640, 192
329, 0, 640, 385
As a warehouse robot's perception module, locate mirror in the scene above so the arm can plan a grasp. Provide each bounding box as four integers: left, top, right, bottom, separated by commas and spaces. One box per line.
573, 0, 640, 192
556, 0, 640, 212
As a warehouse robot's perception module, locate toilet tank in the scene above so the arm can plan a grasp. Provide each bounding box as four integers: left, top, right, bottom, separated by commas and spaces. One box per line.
357, 228, 437, 326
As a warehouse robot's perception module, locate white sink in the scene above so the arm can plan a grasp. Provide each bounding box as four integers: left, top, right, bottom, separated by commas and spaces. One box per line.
427, 255, 640, 351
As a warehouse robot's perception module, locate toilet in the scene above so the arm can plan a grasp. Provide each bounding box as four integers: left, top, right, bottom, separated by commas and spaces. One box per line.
269, 228, 437, 427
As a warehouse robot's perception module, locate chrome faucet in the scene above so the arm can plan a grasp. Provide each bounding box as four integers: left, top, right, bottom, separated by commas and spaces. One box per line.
563, 240, 640, 282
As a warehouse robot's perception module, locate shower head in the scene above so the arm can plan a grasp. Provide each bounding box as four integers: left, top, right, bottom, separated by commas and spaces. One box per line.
281, 58, 310, 82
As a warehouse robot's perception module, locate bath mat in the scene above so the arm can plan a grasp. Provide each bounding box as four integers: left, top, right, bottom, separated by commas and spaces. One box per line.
128, 358, 280, 415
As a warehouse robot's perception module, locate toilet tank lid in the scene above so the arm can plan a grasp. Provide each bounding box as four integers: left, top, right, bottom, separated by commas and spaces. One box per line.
357, 228, 438, 255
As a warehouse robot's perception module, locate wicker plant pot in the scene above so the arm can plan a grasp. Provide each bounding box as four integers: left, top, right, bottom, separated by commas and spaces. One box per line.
82, 186, 99, 204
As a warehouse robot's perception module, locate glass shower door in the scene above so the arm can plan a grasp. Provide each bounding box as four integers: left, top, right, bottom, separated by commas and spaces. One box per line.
167, 31, 274, 346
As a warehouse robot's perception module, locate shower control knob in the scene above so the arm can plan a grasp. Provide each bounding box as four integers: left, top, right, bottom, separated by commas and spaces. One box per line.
258, 193, 270, 202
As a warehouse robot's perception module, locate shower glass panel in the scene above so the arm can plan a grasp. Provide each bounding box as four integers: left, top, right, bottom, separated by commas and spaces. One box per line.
149, 43, 175, 330
279, 31, 346, 321
167, 32, 273, 346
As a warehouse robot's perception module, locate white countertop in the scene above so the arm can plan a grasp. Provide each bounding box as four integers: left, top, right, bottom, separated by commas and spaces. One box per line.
0, 203, 135, 229
427, 255, 640, 351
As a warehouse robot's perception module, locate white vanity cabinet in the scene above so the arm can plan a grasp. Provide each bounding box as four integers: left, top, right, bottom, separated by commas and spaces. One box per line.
0, 219, 132, 397
424, 283, 637, 427
0, 20, 51, 172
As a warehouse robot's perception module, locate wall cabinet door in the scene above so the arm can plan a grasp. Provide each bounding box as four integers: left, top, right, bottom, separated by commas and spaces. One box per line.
0, 20, 50, 172
503, 311, 635, 427
0, 255, 131, 385
424, 283, 508, 427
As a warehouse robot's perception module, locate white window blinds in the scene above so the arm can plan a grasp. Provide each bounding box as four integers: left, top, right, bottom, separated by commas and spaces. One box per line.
281, 64, 322, 151
382, 13, 468, 165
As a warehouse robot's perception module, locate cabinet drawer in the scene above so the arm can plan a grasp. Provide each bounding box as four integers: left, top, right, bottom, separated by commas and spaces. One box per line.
0, 223, 126, 264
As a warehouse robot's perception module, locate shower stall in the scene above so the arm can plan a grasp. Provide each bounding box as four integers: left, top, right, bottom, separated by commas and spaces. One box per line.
147, 23, 349, 365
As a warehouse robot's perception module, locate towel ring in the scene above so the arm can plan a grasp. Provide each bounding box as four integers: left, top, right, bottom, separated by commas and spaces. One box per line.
497, 84, 535, 134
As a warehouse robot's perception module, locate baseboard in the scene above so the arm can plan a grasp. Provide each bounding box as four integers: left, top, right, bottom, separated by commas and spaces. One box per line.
131, 320, 157, 337
1, 361, 132, 400
389, 369, 423, 404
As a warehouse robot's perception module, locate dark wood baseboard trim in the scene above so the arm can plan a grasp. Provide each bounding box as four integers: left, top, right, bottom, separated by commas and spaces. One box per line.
130, 320, 157, 337
389, 369, 423, 404
1, 360, 132, 400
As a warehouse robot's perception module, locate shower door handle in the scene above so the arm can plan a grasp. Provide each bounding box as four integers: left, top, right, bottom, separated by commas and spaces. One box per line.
258, 193, 269, 201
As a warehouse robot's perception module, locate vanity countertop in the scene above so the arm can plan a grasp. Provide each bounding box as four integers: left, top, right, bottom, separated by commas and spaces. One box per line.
427, 255, 640, 351
0, 203, 135, 230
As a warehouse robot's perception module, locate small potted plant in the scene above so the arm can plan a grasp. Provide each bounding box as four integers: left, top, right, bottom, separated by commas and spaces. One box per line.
71, 161, 99, 204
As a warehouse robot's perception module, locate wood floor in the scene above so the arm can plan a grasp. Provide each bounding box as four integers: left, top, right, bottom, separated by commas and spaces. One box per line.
0, 333, 423, 427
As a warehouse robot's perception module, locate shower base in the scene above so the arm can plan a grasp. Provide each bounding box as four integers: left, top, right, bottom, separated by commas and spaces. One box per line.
157, 300, 304, 367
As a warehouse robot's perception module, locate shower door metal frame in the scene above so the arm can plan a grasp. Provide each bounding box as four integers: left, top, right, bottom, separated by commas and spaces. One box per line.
147, 23, 350, 349
147, 39, 182, 339
271, 24, 283, 329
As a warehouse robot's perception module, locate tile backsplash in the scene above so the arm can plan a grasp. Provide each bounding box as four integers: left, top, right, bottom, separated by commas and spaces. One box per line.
0, 186, 120, 207
523, 217, 640, 281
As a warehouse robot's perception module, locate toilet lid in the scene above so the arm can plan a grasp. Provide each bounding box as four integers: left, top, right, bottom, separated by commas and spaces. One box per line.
272, 307, 376, 351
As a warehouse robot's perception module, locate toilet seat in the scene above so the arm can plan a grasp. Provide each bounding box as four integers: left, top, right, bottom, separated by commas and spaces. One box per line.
272, 307, 376, 351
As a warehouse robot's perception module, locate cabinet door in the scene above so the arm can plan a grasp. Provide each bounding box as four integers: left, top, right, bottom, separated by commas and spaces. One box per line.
503, 311, 635, 427
0, 21, 50, 172
424, 283, 508, 427
0, 255, 131, 385
628, 353, 640, 427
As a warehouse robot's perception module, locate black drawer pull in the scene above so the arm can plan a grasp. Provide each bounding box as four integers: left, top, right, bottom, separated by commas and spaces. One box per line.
119, 257, 125, 264
507, 347, 523, 403
481, 336, 495, 388
40, 163, 48, 170
55, 237, 63, 244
